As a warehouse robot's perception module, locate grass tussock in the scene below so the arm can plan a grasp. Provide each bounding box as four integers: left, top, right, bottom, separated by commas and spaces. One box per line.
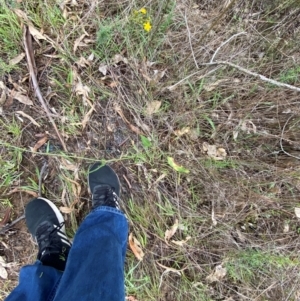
1, 0, 300, 300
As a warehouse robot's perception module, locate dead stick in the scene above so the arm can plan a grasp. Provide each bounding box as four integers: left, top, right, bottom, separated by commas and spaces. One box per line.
23, 26, 68, 152
0, 214, 25, 235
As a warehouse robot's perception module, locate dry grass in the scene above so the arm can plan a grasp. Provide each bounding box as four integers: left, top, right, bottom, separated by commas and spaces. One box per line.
1, 0, 300, 300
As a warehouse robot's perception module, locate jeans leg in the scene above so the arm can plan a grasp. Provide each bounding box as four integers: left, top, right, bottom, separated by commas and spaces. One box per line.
53, 206, 128, 301
5, 261, 63, 301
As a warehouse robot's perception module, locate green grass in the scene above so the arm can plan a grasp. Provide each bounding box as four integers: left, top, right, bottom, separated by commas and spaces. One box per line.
0, 1, 22, 75
226, 249, 299, 284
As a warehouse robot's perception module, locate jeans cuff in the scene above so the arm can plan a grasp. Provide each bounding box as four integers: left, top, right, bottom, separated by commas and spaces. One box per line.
92, 206, 125, 217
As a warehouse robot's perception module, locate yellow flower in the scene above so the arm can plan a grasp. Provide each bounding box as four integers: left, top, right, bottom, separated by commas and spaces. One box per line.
143, 21, 152, 32
139, 8, 147, 14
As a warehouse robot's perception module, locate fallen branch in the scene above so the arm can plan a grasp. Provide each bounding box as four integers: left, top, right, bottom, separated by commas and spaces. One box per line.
23, 26, 68, 152
184, 10, 198, 69
0, 214, 25, 235
203, 61, 300, 93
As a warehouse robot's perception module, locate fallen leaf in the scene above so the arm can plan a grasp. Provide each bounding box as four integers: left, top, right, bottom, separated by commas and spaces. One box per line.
174, 127, 190, 137
202, 142, 227, 160
167, 157, 190, 174
172, 236, 191, 246
59, 206, 74, 214
128, 233, 144, 261
145, 100, 161, 116
88, 53, 94, 61
10, 90, 33, 105
0, 89, 6, 105
295, 208, 300, 219
152, 69, 166, 83
0, 208, 11, 226
76, 56, 90, 68
60, 158, 78, 171
9, 53, 25, 66
0, 257, 8, 279
165, 219, 179, 243
13, 9, 30, 21
99, 64, 108, 76
74, 33, 88, 53
114, 103, 142, 134
108, 81, 118, 88
128, 123, 142, 135
7, 188, 38, 197
31, 136, 48, 152
113, 54, 128, 64
156, 262, 182, 275
28, 24, 46, 40
81, 105, 95, 129
15, 111, 40, 127
206, 264, 227, 283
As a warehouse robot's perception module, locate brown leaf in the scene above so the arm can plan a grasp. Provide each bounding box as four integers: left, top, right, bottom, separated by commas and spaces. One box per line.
60, 158, 78, 171
59, 206, 74, 214
28, 24, 46, 40
10, 90, 33, 105
165, 219, 179, 243
128, 233, 144, 261
145, 100, 161, 116
15, 111, 40, 127
9, 53, 25, 66
74, 34, 87, 53
108, 81, 118, 88
76, 56, 90, 68
0, 208, 11, 226
7, 188, 38, 197
31, 136, 48, 152
172, 236, 191, 246
174, 127, 190, 137
114, 103, 142, 134
128, 123, 142, 135
81, 105, 95, 129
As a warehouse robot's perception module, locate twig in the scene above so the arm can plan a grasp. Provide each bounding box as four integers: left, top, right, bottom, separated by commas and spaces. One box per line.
0, 214, 25, 235
210, 32, 247, 63
23, 26, 68, 152
38, 161, 48, 196
184, 10, 198, 69
202, 61, 300, 93
167, 66, 221, 91
280, 114, 300, 160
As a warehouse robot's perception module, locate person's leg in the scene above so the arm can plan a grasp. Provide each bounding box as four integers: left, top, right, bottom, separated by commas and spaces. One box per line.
53, 163, 128, 301
5, 198, 72, 301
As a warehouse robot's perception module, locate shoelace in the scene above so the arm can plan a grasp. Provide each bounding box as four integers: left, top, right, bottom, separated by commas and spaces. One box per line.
36, 221, 70, 258
93, 185, 120, 210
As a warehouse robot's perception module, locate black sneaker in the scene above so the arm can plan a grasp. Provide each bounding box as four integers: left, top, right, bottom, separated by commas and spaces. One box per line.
88, 162, 121, 210
25, 198, 72, 270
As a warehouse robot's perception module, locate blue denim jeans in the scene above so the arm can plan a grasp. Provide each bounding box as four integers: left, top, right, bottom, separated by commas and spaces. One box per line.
5, 206, 128, 301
